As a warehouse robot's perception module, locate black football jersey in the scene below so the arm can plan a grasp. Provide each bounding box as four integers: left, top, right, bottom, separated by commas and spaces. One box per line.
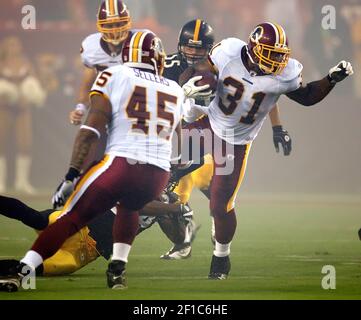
163, 53, 211, 107
163, 53, 188, 83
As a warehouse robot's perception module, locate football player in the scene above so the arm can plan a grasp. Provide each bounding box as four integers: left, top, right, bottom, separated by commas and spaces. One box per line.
69, 0, 132, 125
181, 22, 353, 280
0, 193, 191, 279
0, 30, 187, 292
159, 19, 293, 260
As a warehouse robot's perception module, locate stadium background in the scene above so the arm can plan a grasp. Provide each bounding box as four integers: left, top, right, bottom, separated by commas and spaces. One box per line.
0, 0, 360, 195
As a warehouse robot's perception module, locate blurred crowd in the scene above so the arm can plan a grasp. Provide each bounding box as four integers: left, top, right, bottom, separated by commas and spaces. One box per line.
0, 0, 360, 192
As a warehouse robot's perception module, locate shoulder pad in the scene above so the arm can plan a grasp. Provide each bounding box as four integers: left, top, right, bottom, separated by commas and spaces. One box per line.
81, 33, 103, 68
218, 38, 246, 58
278, 58, 303, 82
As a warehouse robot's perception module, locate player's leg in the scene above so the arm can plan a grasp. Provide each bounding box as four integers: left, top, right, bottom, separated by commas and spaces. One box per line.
107, 162, 169, 289
14, 107, 35, 194
0, 106, 13, 193
0, 156, 135, 292
158, 174, 195, 259
0, 195, 52, 230
208, 143, 251, 280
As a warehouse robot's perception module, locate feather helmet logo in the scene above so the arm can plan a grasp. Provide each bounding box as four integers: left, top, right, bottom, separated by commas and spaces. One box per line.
250, 26, 264, 43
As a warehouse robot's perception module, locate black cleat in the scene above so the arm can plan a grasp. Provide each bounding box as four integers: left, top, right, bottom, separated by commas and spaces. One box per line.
0, 261, 27, 292
0, 277, 21, 292
208, 255, 231, 280
358, 228, 361, 241
0, 259, 20, 276
106, 260, 127, 290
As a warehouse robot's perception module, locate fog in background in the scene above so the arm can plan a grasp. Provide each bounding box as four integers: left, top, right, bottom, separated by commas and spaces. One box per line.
0, 0, 360, 194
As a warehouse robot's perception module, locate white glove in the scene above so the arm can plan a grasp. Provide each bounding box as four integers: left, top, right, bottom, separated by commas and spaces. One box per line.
328, 61, 354, 84
52, 180, 76, 210
182, 76, 212, 99
182, 98, 208, 123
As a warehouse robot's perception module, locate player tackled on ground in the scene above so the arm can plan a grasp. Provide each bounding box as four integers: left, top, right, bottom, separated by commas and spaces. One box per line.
0, 30, 188, 292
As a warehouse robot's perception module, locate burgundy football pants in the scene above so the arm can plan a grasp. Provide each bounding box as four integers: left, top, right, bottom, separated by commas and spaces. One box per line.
31, 155, 169, 260
183, 117, 251, 244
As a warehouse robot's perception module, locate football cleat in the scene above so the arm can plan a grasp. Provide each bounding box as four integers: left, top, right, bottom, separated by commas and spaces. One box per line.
208, 255, 231, 280
0, 259, 20, 276
106, 260, 127, 290
160, 243, 192, 260
0, 261, 27, 292
0, 277, 21, 293
358, 228, 361, 241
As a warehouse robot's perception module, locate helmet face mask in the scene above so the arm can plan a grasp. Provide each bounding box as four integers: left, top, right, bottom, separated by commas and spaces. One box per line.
97, 0, 131, 46
248, 23, 291, 75
180, 45, 208, 66
178, 19, 215, 66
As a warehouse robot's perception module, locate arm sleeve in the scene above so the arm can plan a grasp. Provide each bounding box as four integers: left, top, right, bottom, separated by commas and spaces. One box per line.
286, 76, 335, 107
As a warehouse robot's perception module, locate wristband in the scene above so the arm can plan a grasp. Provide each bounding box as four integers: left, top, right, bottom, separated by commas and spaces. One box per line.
65, 167, 80, 181
75, 103, 88, 113
272, 125, 283, 132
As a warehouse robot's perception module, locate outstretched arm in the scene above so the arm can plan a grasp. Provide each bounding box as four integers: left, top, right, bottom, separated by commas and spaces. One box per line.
269, 105, 292, 156
286, 61, 353, 106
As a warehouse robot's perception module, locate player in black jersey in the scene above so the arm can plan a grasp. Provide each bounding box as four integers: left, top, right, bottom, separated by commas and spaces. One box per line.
164, 19, 215, 83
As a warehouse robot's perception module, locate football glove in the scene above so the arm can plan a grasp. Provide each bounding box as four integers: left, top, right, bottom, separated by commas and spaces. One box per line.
182, 76, 212, 99
52, 168, 80, 210
328, 61, 354, 84
273, 126, 292, 156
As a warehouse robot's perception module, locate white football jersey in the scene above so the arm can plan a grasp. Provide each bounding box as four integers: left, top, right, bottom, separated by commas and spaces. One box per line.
80, 30, 147, 71
208, 38, 303, 145
91, 65, 184, 171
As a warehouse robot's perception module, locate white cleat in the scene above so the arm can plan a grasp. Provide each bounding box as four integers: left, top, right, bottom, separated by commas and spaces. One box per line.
160, 244, 192, 260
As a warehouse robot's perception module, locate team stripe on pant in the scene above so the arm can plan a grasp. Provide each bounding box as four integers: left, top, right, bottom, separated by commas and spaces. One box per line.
58, 154, 115, 218
226, 144, 252, 212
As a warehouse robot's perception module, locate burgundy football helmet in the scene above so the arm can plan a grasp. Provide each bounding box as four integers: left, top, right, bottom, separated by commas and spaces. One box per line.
247, 22, 291, 75
122, 30, 166, 75
97, 0, 131, 45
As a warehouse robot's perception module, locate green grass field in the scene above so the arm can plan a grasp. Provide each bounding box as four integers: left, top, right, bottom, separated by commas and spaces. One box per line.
0, 192, 360, 300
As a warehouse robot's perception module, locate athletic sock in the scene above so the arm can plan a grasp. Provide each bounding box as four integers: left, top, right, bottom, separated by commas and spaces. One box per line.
112, 243, 131, 263
21, 250, 43, 270
213, 241, 231, 258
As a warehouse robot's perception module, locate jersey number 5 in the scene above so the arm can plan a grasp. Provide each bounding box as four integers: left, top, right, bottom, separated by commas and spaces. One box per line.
218, 77, 266, 125
126, 86, 176, 139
